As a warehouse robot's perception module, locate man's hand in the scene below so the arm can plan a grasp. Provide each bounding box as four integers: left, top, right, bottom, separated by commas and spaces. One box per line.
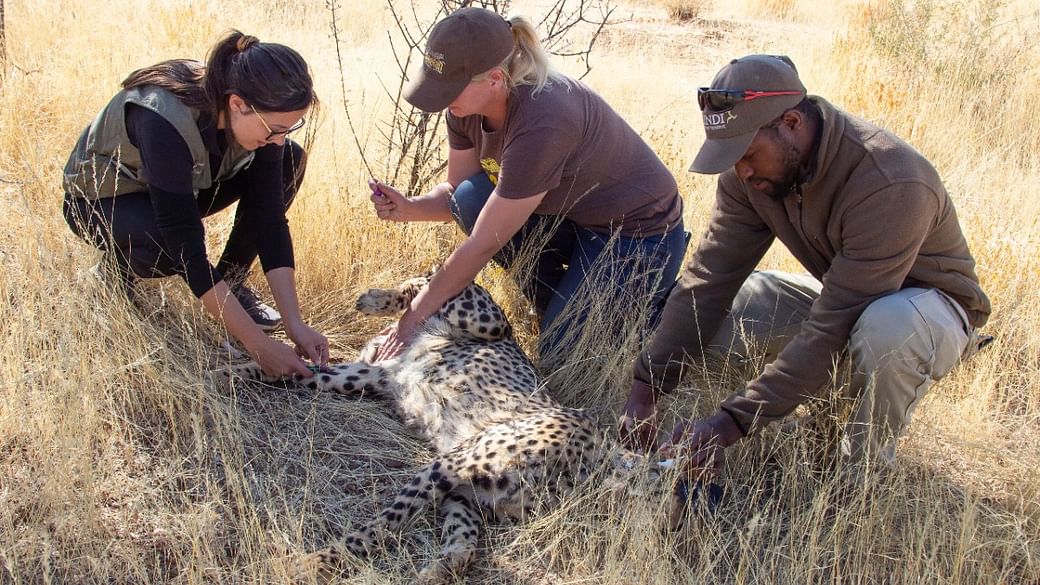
617, 379, 659, 452
369, 179, 411, 222
660, 411, 744, 480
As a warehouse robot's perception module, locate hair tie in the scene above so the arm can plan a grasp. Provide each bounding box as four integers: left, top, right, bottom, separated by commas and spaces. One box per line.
236, 34, 259, 52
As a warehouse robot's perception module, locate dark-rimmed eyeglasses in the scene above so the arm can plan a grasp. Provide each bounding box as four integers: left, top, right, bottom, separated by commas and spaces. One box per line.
250, 104, 306, 141
697, 88, 804, 112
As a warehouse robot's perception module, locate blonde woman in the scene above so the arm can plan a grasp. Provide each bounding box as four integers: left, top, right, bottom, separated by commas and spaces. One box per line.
370, 7, 686, 363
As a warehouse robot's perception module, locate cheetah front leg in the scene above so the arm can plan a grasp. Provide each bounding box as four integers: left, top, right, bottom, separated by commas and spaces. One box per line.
209, 361, 392, 399
295, 361, 393, 398
414, 493, 482, 585
356, 276, 430, 316
357, 276, 513, 344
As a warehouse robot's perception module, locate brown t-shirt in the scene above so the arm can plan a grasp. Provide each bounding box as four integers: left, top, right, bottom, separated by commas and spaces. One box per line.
446, 78, 682, 236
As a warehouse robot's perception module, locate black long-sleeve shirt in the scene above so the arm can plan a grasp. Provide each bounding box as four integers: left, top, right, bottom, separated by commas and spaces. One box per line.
125, 104, 293, 297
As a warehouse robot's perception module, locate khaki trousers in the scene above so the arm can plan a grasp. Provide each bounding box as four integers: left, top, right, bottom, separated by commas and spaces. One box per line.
707, 270, 974, 466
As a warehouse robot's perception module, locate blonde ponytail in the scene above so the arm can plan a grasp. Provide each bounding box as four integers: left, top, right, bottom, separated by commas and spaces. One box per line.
489, 15, 569, 95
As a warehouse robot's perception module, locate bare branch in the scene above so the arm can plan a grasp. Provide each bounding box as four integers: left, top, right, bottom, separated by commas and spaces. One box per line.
1, 0, 7, 77
327, 0, 375, 177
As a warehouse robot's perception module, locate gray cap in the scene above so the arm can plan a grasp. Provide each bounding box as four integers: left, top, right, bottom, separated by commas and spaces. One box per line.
690, 55, 806, 174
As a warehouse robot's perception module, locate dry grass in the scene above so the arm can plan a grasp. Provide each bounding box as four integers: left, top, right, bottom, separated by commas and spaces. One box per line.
2, 0, 1039, 583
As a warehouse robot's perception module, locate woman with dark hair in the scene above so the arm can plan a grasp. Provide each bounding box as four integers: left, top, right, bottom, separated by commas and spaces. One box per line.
63, 30, 328, 378
368, 8, 686, 366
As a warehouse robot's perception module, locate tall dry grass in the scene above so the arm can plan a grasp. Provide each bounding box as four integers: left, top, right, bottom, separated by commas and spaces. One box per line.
1, 0, 1038, 583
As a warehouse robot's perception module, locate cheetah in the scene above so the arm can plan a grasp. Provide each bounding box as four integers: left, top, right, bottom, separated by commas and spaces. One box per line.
216, 271, 689, 584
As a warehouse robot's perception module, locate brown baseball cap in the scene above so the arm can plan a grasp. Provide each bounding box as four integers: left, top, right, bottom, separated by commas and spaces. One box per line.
403, 7, 515, 113
689, 55, 807, 174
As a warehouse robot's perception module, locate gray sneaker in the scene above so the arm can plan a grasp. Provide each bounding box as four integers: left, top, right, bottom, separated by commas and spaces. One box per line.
231, 282, 281, 331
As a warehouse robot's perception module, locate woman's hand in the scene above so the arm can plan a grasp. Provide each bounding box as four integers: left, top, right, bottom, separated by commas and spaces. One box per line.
374, 309, 425, 362
286, 321, 330, 368
369, 179, 412, 222
246, 336, 314, 378
201, 278, 314, 379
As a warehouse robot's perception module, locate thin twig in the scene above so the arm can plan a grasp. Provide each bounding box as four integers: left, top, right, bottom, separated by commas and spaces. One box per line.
327, 0, 375, 178
1, 0, 6, 71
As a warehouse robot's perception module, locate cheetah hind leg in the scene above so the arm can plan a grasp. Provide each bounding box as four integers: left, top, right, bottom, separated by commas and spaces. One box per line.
295, 361, 392, 398
209, 361, 279, 385
413, 493, 482, 585
311, 461, 460, 571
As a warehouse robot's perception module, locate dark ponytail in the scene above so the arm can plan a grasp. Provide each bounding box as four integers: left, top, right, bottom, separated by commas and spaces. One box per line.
204, 30, 316, 117
121, 59, 208, 108
122, 29, 317, 119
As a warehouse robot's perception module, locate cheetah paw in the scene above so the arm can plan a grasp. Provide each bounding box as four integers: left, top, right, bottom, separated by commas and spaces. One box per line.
356, 289, 406, 315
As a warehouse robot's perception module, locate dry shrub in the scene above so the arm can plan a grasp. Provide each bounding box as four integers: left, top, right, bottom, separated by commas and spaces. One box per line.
657, 0, 713, 22
831, 0, 1040, 163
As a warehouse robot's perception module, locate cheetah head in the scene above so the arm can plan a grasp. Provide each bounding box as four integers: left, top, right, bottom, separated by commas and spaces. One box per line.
605, 450, 690, 531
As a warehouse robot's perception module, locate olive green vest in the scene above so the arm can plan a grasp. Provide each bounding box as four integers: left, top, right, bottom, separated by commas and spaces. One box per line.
63, 86, 255, 199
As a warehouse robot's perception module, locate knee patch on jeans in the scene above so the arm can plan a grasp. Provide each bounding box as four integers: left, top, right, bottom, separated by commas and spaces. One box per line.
850, 288, 969, 380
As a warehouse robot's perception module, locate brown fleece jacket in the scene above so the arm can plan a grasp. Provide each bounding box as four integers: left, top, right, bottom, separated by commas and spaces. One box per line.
635, 96, 991, 435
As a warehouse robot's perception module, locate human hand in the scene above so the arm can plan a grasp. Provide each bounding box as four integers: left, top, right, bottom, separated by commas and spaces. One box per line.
660, 411, 743, 480
369, 178, 410, 222
374, 310, 424, 362
247, 336, 314, 379
617, 379, 659, 453
286, 321, 330, 368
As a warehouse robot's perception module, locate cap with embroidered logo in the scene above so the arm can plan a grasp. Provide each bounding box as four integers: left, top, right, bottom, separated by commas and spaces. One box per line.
689, 55, 807, 174
403, 7, 515, 113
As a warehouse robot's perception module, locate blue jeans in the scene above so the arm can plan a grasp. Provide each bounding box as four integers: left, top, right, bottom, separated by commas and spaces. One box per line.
448, 172, 687, 360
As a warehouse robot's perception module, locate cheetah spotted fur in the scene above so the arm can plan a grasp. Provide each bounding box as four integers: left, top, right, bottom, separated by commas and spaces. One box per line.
216, 271, 684, 584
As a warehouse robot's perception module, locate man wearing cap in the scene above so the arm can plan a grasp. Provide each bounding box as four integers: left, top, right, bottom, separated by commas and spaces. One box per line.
367, 7, 686, 366
618, 55, 990, 473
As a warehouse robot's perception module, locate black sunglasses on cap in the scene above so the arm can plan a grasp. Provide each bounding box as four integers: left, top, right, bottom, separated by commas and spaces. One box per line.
697, 88, 804, 112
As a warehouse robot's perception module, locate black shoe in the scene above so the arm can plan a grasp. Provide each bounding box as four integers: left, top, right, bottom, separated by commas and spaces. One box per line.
231, 282, 281, 331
